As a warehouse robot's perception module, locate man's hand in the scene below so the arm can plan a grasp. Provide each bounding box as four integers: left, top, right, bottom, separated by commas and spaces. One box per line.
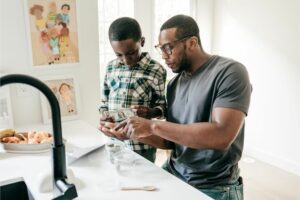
115, 116, 153, 140
131, 105, 155, 119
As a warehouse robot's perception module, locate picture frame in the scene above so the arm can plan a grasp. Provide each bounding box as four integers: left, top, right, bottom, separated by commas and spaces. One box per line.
24, 0, 80, 67
0, 86, 14, 129
40, 75, 80, 123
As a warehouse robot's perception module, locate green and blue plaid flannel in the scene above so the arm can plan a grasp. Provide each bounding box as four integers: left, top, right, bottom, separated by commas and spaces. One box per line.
100, 52, 166, 150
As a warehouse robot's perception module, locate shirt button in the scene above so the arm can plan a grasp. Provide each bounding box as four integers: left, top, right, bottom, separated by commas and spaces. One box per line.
125, 79, 129, 82
123, 92, 126, 95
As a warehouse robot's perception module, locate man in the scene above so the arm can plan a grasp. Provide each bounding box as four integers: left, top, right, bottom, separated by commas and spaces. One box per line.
98, 17, 166, 163
106, 15, 252, 200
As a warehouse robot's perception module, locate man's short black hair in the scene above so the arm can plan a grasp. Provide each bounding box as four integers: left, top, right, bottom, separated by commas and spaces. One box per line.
160, 15, 201, 45
109, 17, 142, 42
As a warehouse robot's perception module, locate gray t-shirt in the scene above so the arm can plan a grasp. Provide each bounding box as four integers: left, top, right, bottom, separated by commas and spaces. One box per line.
166, 55, 252, 189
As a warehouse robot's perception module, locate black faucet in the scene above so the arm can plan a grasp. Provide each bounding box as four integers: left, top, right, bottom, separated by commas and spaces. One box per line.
0, 74, 78, 200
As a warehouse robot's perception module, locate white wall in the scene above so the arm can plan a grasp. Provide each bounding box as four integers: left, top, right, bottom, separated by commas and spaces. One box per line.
212, 0, 300, 176
194, 0, 215, 53
134, 0, 154, 56
0, 0, 100, 127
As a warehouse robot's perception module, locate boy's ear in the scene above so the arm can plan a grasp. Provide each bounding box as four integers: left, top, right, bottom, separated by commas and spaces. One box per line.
141, 37, 145, 47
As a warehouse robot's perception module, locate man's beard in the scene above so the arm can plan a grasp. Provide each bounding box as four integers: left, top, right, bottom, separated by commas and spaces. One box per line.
173, 51, 191, 73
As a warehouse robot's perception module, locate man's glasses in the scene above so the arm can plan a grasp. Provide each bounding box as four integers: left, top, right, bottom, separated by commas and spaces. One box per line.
155, 36, 191, 56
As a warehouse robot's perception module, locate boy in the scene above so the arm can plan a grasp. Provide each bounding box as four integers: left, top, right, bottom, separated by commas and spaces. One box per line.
99, 17, 166, 162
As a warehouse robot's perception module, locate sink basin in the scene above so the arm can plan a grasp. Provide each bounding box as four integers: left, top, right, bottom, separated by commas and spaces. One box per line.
0, 177, 35, 200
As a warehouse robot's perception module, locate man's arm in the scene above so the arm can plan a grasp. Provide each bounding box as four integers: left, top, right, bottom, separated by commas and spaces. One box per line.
98, 120, 173, 149
138, 135, 174, 150
125, 107, 245, 150
130, 105, 163, 119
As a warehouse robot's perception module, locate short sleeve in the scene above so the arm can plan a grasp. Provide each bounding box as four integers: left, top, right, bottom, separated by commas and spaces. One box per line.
213, 63, 252, 115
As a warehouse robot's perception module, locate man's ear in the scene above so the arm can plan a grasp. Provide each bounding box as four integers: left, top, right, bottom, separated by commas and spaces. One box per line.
188, 36, 198, 50
141, 37, 145, 47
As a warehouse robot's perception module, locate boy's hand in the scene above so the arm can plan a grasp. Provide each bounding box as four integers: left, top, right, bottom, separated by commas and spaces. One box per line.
131, 105, 153, 119
98, 120, 128, 140
100, 111, 114, 122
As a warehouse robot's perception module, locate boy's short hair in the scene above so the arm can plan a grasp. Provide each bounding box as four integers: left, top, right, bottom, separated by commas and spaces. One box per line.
160, 15, 201, 45
61, 4, 70, 10
108, 17, 142, 42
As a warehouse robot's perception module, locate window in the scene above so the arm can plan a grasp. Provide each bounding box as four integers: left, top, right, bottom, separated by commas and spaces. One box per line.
98, 0, 134, 83
98, 0, 194, 81
153, 0, 193, 79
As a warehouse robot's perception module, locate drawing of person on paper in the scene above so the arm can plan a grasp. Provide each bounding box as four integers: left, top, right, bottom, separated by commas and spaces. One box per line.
58, 82, 75, 113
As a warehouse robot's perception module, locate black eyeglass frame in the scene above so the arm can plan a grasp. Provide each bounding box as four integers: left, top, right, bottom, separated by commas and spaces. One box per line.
154, 36, 192, 55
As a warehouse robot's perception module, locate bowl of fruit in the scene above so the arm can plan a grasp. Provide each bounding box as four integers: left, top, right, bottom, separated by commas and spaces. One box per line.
0, 128, 54, 153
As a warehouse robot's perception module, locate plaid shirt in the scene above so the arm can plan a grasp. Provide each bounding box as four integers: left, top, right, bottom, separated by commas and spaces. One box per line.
100, 52, 166, 150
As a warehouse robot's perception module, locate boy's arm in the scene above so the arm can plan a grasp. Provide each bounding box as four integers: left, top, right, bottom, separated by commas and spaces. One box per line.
131, 66, 166, 119
99, 74, 109, 115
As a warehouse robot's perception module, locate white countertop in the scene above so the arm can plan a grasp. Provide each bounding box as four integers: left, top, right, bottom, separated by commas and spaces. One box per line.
0, 120, 212, 200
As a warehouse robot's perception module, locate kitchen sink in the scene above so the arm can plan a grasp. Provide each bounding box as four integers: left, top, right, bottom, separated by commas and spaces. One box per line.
0, 177, 35, 200
0, 74, 78, 199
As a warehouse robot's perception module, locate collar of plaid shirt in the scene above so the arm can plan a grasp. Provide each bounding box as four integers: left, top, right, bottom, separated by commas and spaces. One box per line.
116, 52, 152, 69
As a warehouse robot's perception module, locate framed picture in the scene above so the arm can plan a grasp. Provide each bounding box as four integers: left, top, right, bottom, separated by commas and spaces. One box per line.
24, 0, 80, 67
40, 75, 80, 123
0, 86, 14, 129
